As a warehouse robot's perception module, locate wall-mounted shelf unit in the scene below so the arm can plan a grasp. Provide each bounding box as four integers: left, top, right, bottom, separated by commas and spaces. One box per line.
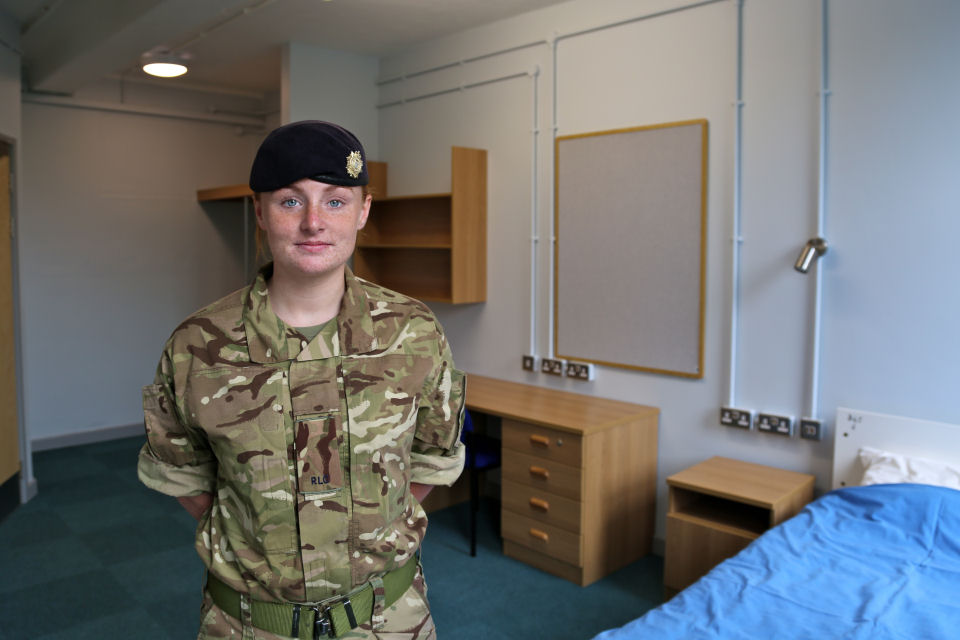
196, 184, 253, 201
355, 146, 486, 304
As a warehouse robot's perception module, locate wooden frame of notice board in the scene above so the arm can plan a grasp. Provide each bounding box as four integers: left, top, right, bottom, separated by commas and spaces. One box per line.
554, 119, 707, 378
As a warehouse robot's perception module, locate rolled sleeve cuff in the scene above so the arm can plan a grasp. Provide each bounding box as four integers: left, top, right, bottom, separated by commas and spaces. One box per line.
410, 442, 465, 487
137, 447, 216, 498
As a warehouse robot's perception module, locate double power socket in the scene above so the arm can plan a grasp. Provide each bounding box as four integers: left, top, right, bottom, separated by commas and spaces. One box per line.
522, 355, 595, 381
720, 407, 823, 441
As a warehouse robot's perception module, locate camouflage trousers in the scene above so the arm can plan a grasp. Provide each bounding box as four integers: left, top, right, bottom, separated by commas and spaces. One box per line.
197, 565, 436, 640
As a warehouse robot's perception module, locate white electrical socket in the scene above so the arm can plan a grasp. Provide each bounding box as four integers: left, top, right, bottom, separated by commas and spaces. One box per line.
757, 413, 794, 436
799, 418, 823, 441
565, 361, 596, 381
720, 407, 753, 429
540, 357, 565, 376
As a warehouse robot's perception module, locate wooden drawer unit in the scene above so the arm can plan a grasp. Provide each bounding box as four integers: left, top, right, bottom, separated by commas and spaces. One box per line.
501, 450, 581, 500
465, 374, 659, 587
664, 456, 815, 595
501, 479, 582, 531
502, 511, 582, 565
501, 419, 582, 467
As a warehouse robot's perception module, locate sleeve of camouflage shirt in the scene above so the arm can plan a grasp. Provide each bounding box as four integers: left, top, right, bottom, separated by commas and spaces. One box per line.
137, 347, 217, 497
410, 327, 466, 486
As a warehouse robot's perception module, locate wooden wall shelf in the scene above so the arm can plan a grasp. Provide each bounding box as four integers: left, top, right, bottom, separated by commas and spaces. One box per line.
355, 147, 487, 304
197, 184, 253, 201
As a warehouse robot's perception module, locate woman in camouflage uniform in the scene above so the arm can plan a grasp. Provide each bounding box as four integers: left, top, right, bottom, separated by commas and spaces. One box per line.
138, 121, 466, 639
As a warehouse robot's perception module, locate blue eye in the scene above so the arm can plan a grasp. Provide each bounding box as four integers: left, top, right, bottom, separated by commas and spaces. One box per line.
329, 199, 344, 208
281, 197, 300, 207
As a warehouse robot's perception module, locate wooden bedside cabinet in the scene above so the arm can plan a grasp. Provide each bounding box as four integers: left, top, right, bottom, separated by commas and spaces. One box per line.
664, 456, 815, 595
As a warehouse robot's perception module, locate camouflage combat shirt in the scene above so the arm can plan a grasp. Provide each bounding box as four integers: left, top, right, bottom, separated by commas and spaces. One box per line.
137, 264, 466, 604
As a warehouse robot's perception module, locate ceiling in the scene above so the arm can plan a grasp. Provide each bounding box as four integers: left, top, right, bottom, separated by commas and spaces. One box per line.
1, 0, 571, 95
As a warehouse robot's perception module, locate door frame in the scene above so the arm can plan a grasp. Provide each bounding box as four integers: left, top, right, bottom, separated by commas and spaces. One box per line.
0, 134, 35, 505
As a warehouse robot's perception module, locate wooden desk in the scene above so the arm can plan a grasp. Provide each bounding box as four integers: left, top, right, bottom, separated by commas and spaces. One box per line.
465, 374, 659, 586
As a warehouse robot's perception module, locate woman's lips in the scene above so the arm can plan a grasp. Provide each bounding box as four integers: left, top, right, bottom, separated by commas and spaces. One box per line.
296, 241, 331, 252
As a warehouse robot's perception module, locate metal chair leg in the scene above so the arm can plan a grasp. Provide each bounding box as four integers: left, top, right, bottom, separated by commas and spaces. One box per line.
470, 467, 479, 556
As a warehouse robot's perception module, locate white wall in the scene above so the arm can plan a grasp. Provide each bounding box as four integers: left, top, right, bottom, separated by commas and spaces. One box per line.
18, 100, 262, 443
821, 0, 960, 427
282, 43, 380, 160
376, 0, 960, 540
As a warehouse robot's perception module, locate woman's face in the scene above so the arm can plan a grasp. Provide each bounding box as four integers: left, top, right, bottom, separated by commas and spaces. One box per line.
255, 178, 371, 281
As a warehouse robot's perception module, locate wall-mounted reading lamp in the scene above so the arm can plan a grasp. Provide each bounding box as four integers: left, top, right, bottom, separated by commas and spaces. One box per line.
794, 237, 828, 273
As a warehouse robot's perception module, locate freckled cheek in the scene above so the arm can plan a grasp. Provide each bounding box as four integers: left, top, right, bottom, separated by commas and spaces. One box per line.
329, 218, 364, 238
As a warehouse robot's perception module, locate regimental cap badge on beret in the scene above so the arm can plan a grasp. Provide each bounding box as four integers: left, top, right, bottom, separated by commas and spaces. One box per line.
249, 120, 369, 192
346, 151, 363, 179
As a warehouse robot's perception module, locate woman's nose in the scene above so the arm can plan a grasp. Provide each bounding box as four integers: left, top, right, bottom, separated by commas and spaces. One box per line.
301, 204, 323, 231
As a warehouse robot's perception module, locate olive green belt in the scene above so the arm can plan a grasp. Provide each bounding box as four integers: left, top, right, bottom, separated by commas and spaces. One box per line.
206, 559, 417, 639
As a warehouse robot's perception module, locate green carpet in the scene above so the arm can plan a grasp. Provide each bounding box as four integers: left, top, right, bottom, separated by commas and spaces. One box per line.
0, 437, 663, 639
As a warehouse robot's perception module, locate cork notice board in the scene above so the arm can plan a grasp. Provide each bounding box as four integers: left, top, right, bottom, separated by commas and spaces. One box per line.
555, 120, 707, 378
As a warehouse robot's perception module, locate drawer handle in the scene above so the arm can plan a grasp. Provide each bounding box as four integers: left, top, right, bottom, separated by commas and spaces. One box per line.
529, 497, 550, 511
529, 434, 550, 447
529, 465, 550, 480
529, 528, 549, 543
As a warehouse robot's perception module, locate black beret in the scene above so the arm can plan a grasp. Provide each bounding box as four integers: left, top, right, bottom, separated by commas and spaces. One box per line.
248, 120, 368, 192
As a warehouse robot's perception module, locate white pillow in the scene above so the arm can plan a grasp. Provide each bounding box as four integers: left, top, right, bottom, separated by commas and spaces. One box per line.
858, 446, 960, 490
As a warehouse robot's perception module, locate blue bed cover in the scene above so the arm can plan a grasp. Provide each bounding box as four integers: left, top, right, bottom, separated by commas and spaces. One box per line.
594, 484, 960, 640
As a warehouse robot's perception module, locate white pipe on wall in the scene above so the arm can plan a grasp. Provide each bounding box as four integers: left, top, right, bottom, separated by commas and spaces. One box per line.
171, 0, 279, 54
529, 66, 542, 356
548, 36, 559, 360
377, 41, 548, 86
807, 0, 831, 420
106, 73, 267, 101
727, 0, 745, 408
22, 93, 266, 129
375, 70, 534, 109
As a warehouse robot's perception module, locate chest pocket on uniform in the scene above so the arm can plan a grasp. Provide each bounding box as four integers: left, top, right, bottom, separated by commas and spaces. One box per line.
186, 364, 295, 553
288, 360, 344, 499
293, 416, 344, 498
342, 354, 434, 534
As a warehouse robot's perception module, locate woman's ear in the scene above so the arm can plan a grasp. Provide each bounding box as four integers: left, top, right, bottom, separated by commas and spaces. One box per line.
357, 193, 372, 230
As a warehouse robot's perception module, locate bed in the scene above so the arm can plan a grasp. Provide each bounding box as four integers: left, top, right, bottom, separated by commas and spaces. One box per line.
593, 407, 960, 640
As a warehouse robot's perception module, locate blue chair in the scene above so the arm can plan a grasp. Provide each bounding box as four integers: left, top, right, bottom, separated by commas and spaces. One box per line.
461, 410, 501, 556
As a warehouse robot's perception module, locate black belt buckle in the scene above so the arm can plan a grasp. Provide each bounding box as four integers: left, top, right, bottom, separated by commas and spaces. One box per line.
312, 604, 333, 640
310, 595, 358, 639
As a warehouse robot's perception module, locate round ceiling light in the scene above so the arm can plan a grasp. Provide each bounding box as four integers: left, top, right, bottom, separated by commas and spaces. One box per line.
141, 50, 191, 78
